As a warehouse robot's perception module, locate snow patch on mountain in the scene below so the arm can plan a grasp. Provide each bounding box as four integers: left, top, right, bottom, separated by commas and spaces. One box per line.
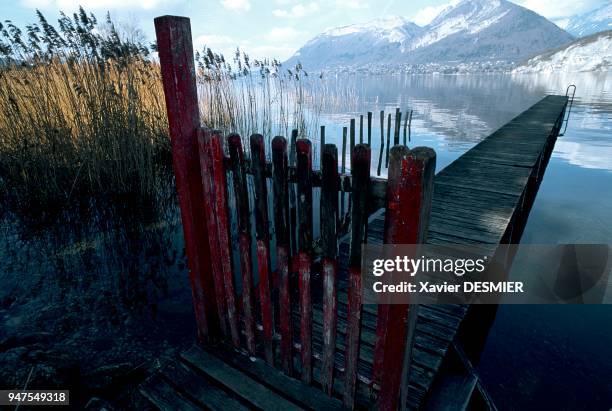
409, 0, 508, 50
565, 3, 612, 37
513, 30, 612, 73
323, 16, 416, 43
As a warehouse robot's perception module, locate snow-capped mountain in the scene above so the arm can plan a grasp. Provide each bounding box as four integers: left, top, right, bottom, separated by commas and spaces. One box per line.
513, 30, 612, 73
286, 16, 423, 69
565, 3, 612, 37
285, 0, 574, 71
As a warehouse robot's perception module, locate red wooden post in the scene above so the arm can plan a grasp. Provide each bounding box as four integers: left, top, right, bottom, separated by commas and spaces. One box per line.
272, 136, 293, 375
250, 134, 274, 364
344, 144, 371, 409
320, 144, 339, 395
375, 146, 436, 410
296, 139, 313, 384
154, 16, 219, 340
197, 129, 240, 348
227, 134, 257, 356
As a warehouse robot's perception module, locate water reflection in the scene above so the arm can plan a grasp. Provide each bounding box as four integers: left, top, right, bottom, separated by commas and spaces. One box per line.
0, 190, 193, 401
512, 72, 612, 172
321, 72, 612, 172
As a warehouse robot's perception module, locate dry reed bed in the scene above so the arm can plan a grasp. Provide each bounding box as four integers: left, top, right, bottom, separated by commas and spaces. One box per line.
0, 8, 345, 207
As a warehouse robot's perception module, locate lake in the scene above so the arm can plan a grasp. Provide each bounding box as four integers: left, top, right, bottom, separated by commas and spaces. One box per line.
1, 71, 610, 408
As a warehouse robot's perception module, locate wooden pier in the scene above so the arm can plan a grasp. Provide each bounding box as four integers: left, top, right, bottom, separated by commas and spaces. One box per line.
142, 15, 568, 411
365, 94, 568, 409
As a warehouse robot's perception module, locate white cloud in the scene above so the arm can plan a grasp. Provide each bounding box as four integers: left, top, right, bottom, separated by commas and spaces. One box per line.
335, 0, 368, 9
273, 1, 319, 18
516, 0, 602, 20
194, 33, 296, 61
249, 44, 296, 60
21, 0, 173, 9
194, 34, 238, 49
221, 0, 251, 12
266, 27, 303, 42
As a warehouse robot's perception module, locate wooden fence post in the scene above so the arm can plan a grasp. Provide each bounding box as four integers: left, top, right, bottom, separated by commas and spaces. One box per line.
154, 15, 219, 341
272, 136, 293, 375
378, 111, 384, 176
395, 110, 402, 146
227, 134, 257, 356
290, 129, 298, 257
296, 139, 313, 384
344, 144, 371, 409
359, 115, 364, 144
367, 111, 372, 146
350, 119, 356, 161
197, 129, 240, 348
385, 113, 392, 168
320, 144, 339, 395
251, 134, 275, 364
375, 146, 436, 410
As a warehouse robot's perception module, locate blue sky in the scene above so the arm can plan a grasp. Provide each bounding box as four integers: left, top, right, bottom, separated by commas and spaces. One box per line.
0, 0, 607, 60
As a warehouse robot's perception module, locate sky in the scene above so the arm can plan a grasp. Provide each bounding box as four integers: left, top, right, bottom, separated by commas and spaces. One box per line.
0, 0, 608, 61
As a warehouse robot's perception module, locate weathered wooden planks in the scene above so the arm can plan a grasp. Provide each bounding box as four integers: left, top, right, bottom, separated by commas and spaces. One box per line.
227, 134, 257, 355
142, 91, 568, 410
272, 136, 293, 375
320, 144, 339, 395
297, 139, 314, 384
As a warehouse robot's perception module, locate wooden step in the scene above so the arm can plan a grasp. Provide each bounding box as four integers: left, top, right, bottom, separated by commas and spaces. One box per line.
140, 344, 344, 411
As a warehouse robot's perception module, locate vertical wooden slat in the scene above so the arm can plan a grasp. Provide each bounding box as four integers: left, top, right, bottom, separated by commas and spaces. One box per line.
272, 136, 293, 375
395, 110, 402, 146
359, 114, 364, 144
320, 125, 326, 167
367, 111, 372, 146
350, 119, 356, 160
375, 146, 436, 411
403, 110, 409, 145
197, 129, 240, 348
385, 113, 392, 168
343, 144, 371, 409
289, 129, 298, 257
341, 127, 347, 217
296, 139, 313, 384
227, 134, 256, 356
250, 134, 274, 364
377, 110, 384, 176
320, 144, 339, 395
408, 110, 413, 143
154, 16, 218, 340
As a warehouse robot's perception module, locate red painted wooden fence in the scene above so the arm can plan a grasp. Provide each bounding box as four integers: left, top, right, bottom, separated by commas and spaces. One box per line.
155, 15, 435, 410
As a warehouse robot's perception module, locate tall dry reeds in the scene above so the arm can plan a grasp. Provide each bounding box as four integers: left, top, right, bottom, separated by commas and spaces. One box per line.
0, 8, 330, 207
195, 47, 324, 155
0, 9, 169, 205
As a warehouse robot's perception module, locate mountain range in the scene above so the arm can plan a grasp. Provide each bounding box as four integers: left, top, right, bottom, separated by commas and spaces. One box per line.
285, 0, 578, 72
565, 3, 612, 37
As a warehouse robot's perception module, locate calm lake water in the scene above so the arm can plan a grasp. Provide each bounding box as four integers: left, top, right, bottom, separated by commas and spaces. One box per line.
1, 71, 610, 408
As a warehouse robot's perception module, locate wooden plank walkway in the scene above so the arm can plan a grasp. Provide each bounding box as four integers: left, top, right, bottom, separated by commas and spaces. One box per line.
367, 94, 567, 409
140, 95, 567, 410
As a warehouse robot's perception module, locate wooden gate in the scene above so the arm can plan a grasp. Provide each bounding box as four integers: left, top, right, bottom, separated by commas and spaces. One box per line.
154, 15, 435, 410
